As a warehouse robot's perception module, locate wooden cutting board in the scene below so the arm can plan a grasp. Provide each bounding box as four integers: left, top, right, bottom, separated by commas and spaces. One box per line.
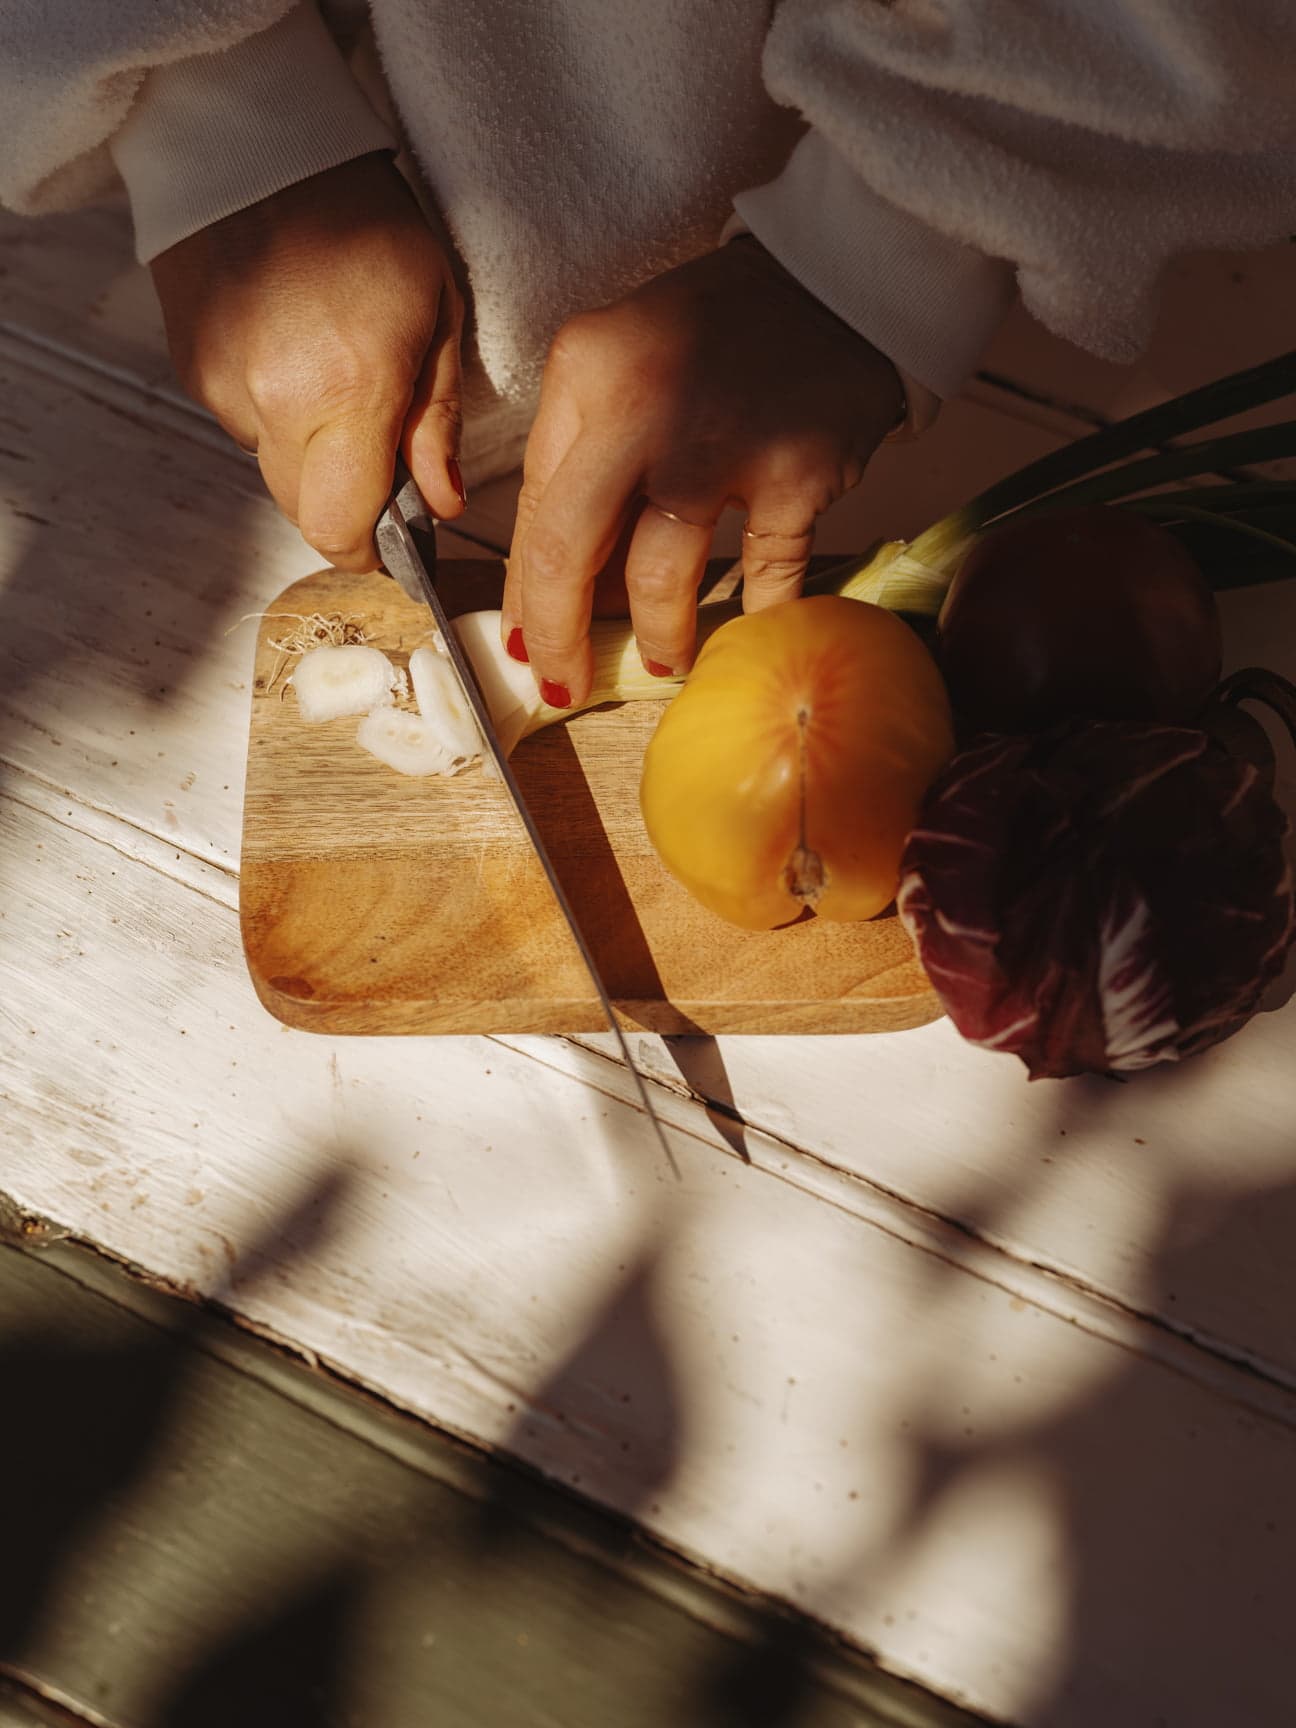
240, 564, 941, 1035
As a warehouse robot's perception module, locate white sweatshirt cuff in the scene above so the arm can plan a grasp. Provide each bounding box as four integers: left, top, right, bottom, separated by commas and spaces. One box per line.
733, 128, 1015, 404
109, 2, 398, 263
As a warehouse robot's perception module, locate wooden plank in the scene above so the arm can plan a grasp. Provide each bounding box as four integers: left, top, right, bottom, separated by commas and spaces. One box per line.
5, 795, 1296, 1727
0, 1239, 982, 1728
0, 203, 172, 392
240, 566, 937, 1034
0, 201, 526, 539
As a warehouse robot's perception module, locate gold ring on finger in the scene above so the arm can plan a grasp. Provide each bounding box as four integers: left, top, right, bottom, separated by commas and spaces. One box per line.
645, 500, 709, 530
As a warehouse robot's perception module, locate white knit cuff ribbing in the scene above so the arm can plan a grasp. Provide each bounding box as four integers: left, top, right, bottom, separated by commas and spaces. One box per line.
110, 2, 398, 263
734, 128, 1015, 403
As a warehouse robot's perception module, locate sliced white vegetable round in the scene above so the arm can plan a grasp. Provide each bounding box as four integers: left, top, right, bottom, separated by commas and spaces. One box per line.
355, 708, 477, 778
290, 643, 401, 723
408, 644, 484, 764
452, 610, 552, 755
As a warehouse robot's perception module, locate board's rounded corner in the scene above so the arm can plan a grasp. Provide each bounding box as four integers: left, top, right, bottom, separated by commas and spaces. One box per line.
243, 960, 324, 1032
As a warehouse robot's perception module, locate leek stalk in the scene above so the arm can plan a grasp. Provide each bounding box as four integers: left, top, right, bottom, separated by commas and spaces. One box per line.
501, 349, 1296, 743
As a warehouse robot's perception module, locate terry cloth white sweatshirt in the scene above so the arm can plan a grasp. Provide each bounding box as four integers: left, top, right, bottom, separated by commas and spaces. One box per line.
2, 0, 1294, 464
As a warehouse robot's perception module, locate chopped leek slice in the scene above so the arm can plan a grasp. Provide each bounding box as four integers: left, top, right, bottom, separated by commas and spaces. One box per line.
290, 644, 401, 723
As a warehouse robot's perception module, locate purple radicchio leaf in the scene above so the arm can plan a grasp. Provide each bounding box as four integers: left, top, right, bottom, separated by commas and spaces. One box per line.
897, 723, 1294, 1079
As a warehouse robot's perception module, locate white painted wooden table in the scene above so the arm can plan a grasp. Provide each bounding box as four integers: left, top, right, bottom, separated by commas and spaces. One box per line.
2, 202, 1295, 1728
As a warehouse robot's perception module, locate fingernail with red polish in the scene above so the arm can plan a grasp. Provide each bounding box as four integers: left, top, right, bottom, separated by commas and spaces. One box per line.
506, 626, 529, 663
644, 659, 674, 678
447, 457, 467, 508
540, 678, 572, 709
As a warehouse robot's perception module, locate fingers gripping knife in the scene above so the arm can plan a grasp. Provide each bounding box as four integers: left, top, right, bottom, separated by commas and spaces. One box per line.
375, 462, 679, 1176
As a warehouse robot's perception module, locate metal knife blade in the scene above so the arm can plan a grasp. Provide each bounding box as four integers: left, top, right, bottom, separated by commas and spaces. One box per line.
375, 464, 679, 1178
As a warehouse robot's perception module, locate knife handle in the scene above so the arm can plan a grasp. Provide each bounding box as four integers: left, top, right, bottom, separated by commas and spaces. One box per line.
377, 458, 439, 603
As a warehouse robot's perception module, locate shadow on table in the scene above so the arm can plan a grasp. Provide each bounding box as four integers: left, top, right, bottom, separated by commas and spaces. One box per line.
775, 1043, 1296, 1726
3, 1103, 1295, 1727
0, 1168, 356, 1703
445, 1058, 1296, 1728
837, 1153, 1296, 1728
0, 230, 302, 820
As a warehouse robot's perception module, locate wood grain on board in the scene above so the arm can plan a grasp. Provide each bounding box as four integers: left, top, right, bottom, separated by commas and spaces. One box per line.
240, 564, 938, 1034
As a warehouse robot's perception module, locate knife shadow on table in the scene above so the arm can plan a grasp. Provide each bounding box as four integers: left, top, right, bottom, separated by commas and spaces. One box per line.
509, 725, 753, 1162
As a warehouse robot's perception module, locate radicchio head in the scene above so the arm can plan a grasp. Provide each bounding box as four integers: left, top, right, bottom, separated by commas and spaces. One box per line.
897, 722, 1294, 1079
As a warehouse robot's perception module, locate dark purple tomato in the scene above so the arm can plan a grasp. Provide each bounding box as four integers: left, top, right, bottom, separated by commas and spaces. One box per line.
937, 506, 1222, 734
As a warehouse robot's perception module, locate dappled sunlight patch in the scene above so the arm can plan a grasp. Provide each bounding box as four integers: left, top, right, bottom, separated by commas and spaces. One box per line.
856, 1457, 1070, 1722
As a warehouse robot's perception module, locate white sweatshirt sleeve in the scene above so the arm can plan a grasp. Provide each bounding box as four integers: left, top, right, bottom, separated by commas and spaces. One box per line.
0, 0, 288, 216
111, 4, 397, 262
737, 0, 1296, 398
0, 1, 396, 262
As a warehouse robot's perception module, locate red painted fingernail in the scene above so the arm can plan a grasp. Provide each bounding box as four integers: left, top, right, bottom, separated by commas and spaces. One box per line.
644, 659, 674, 678
506, 626, 529, 663
447, 457, 467, 508
540, 678, 572, 709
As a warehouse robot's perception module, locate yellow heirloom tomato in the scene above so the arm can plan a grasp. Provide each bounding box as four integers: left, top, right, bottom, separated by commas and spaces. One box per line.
640, 595, 954, 930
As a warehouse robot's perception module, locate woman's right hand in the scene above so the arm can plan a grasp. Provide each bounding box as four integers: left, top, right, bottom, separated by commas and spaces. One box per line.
149, 152, 466, 570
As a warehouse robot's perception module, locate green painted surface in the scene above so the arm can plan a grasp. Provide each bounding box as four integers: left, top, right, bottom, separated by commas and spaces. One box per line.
0, 1230, 990, 1728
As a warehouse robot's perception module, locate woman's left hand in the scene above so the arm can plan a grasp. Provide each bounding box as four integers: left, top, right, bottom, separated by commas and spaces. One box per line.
502, 236, 905, 707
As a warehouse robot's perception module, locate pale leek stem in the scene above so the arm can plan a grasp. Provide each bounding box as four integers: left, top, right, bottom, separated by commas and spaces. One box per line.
467, 347, 1296, 752
520, 510, 978, 741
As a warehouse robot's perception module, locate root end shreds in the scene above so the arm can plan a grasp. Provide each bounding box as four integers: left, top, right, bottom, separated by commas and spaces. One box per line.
255, 612, 373, 693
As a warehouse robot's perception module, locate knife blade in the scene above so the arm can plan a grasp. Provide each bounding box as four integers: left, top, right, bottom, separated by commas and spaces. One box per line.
375, 463, 679, 1178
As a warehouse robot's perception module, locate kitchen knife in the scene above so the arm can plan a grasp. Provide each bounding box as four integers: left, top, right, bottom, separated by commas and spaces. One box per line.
375, 462, 679, 1177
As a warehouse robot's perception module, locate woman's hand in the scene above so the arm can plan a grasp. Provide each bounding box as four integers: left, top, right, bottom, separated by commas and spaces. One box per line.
503, 237, 904, 707
150, 152, 465, 570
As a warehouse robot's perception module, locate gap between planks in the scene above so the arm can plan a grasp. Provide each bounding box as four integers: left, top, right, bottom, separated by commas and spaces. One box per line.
0, 1671, 116, 1728
0, 318, 513, 558
496, 1032, 1296, 1426
0, 320, 263, 482
2, 758, 238, 909
0, 310, 1256, 537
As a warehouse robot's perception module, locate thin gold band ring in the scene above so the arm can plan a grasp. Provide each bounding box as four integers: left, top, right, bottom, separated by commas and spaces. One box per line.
644, 500, 711, 530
